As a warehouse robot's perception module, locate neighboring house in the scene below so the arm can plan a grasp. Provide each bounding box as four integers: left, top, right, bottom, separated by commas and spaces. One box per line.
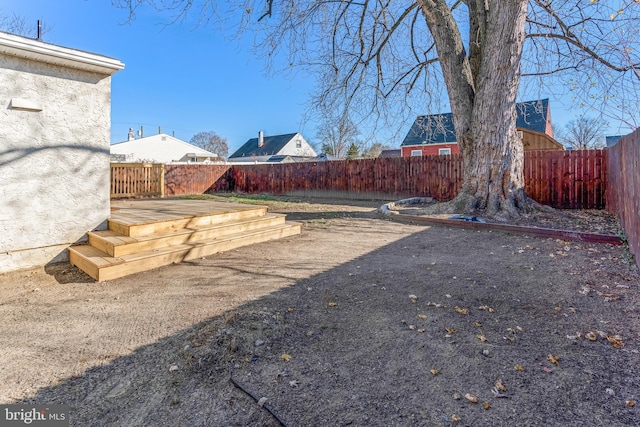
228, 131, 317, 163
110, 132, 218, 163
401, 99, 563, 156
0, 31, 124, 273
606, 135, 623, 148
378, 149, 401, 158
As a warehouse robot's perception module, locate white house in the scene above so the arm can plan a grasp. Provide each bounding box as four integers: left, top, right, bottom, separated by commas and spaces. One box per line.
0, 31, 124, 273
110, 132, 218, 163
228, 131, 317, 163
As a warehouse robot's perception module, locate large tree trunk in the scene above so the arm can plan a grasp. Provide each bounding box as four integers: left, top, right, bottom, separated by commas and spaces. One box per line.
420, 0, 532, 219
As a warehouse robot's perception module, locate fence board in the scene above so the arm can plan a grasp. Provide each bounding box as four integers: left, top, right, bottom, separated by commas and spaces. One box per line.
607, 129, 640, 270
110, 163, 164, 198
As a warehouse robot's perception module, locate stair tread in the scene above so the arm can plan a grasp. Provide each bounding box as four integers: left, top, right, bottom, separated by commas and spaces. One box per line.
109, 200, 268, 226
92, 213, 287, 246
71, 222, 301, 267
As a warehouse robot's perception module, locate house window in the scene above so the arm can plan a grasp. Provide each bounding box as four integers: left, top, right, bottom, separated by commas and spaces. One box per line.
296, 139, 302, 148
411, 150, 422, 157
438, 148, 451, 155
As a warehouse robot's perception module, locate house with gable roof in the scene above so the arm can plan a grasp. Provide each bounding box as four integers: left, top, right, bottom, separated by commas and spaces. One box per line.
110, 132, 219, 163
400, 99, 564, 157
228, 131, 317, 163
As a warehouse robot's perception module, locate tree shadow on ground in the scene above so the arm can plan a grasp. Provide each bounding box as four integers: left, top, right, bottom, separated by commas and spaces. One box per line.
17, 225, 640, 426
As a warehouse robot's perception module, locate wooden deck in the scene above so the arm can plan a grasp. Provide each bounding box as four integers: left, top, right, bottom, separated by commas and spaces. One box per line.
69, 199, 301, 281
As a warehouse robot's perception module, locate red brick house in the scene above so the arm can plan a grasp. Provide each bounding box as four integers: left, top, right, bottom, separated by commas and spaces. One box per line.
400, 99, 563, 156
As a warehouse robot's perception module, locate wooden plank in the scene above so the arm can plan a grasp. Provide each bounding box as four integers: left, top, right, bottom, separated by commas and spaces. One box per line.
93, 214, 287, 257
388, 214, 623, 245
73, 223, 301, 281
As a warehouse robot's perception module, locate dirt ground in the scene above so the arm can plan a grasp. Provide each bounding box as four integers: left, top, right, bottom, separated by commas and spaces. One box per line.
1, 196, 638, 426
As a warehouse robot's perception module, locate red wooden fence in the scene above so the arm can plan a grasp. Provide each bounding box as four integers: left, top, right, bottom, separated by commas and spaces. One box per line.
606, 128, 640, 268
110, 150, 607, 209
164, 164, 231, 196
208, 150, 606, 209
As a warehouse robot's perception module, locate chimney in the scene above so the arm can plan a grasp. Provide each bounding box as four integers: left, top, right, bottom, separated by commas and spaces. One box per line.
258, 130, 264, 148
128, 128, 135, 141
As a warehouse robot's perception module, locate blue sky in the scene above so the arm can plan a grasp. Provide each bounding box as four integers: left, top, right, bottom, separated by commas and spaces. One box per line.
3, 0, 317, 154
2, 1, 633, 153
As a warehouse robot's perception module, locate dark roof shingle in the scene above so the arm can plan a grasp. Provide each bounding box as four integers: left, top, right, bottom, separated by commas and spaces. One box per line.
401, 99, 550, 147
229, 132, 299, 158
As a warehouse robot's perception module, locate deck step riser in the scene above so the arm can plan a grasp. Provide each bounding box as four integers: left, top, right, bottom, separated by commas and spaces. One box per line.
90, 215, 286, 257
70, 224, 301, 281
109, 207, 268, 237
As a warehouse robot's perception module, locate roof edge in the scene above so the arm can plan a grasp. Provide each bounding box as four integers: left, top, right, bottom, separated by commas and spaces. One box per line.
0, 31, 124, 75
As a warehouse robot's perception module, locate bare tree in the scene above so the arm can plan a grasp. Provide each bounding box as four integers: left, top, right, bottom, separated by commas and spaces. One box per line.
558, 117, 606, 150
361, 142, 393, 159
0, 11, 51, 39
316, 113, 361, 159
114, 1, 640, 218
190, 131, 229, 158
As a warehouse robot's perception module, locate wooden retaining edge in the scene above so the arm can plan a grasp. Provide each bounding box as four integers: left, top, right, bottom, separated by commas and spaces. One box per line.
379, 201, 623, 245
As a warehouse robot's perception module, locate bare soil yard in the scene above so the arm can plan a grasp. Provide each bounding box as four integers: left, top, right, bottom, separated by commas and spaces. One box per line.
0, 196, 638, 426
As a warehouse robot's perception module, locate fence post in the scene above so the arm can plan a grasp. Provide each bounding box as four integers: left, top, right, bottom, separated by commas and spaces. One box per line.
159, 164, 165, 198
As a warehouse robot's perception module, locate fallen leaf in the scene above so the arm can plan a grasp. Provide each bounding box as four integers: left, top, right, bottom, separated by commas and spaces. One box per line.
409, 294, 418, 303
516, 326, 524, 332
281, 353, 292, 362
289, 380, 299, 388
515, 365, 525, 371
430, 369, 439, 375
477, 333, 489, 343
169, 365, 179, 372
495, 380, 507, 392
454, 306, 469, 315
451, 414, 461, 422
417, 328, 426, 333
554, 306, 562, 312
596, 291, 620, 300
408, 324, 416, 330
445, 327, 457, 334
327, 301, 337, 307
483, 401, 491, 410
464, 393, 479, 403
478, 305, 495, 313
542, 366, 553, 374
607, 334, 624, 348
472, 321, 483, 327
287, 307, 295, 312
257, 397, 268, 407
585, 331, 598, 341
626, 400, 635, 407
417, 314, 427, 319
547, 354, 560, 365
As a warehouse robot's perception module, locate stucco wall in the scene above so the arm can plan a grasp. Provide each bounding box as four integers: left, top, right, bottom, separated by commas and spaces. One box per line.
0, 53, 114, 272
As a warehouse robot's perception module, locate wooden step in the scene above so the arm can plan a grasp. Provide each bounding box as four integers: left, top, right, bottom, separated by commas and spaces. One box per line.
89, 213, 287, 257
69, 222, 301, 282
109, 205, 268, 237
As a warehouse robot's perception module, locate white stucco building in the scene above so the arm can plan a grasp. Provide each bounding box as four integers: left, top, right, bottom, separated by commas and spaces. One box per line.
110, 133, 219, 163
0, 31, 124, 273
